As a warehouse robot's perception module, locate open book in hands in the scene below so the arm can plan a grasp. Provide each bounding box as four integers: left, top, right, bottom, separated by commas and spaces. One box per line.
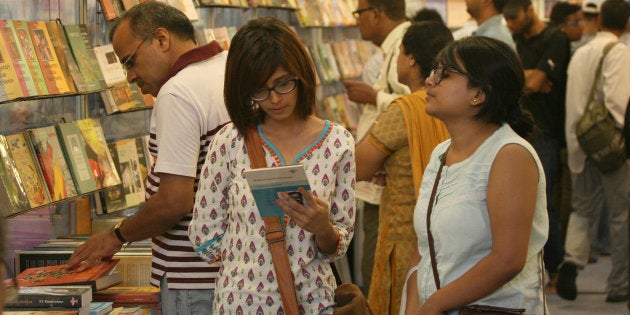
243, 164, 311, 223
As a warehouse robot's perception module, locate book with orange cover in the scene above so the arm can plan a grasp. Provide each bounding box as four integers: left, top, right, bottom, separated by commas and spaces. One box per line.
15, 259, 122, 292
26, 125, 78, 201
0, 21, 25, 101
16, 259, 121, 289
26, 21, 71, 95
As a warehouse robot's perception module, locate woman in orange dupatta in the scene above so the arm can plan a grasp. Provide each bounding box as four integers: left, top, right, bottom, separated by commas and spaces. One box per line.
355, 21, 453, 315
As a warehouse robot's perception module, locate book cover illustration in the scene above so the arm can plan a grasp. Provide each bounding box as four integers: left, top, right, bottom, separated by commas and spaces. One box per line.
27, 21, 72, 95
93, 44, 125, 87
5, 132, 51, 208
0, 21, 25, 101
100, 138, 146, 214
5, 285, 92, 309
11, 20, 49, 96
16, 259, 120, 288
27, 126, 78, 201
0, 134, 30, 214
0, 19, 38, 97
74, 118, 121, 189
243, 164, 311, 221
45, 20, 81, 94
62, 24, 107, 92
56, 122, 98, 194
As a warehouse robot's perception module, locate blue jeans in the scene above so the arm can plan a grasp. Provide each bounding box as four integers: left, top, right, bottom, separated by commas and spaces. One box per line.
532, 137, 564, 273
160, 276, 215, 315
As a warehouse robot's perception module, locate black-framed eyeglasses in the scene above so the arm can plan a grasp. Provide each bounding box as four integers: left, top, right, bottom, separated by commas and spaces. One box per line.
2, 259, 19, 304
250, 77, 299, 102
429, 65, 471, 85
352, 7, 375, 19
121, 31, 155, 75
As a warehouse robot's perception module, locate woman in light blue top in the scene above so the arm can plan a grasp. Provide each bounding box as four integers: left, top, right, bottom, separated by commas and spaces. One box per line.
402, 37, 549, 314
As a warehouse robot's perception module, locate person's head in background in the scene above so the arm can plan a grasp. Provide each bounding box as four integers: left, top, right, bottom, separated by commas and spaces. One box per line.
426, 36, 533, 138
503, 0, 541, 36
397, 21, 453, 89
223, 16, 317, 136
599, 0, 630, 34
353, 0, 407, 46
583, 0, 604, 32
550, 2, 583, 41
109, 1, 197, 97
412, 8, 446, 25
466, 0, 509, 24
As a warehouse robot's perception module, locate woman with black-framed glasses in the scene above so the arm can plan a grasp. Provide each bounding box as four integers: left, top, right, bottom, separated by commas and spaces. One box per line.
188, 17, 356, 314
402, 36, 548, 314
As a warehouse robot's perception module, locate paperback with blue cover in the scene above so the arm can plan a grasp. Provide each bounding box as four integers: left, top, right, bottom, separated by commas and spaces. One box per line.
243, 164, 311, 223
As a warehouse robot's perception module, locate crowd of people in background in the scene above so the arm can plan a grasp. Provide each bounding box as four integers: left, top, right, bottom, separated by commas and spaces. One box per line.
2, 0, 629, 314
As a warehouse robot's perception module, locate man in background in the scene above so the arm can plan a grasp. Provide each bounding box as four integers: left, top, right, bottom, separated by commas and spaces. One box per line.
343, 0, 410, 302
66, 2, 230, 313
549, 2, 584, 43
559, 0, 630, 303
503, 0, 570, 292
466, 0, 516, 49
573, 0, 604, 52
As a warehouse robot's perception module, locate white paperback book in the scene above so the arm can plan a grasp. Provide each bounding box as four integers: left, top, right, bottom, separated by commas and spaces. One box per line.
243, 164, 311, 221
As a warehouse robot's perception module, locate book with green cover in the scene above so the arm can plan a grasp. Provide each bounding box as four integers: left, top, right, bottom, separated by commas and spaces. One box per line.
56, 122, 98, 194
62, 24, 107, 92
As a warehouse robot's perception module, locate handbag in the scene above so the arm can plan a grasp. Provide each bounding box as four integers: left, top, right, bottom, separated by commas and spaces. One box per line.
425, 148, 526, 315
244, 128, 300, 314
575, 41, 627, 173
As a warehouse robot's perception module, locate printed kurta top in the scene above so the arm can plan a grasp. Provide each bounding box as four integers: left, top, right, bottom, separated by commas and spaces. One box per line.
189, 121, 355, 314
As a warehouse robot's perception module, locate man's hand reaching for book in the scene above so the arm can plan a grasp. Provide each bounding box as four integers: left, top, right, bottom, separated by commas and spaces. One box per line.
65, 229, 122, 272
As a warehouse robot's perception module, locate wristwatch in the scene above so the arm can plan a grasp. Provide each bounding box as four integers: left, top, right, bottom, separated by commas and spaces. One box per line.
113, 220, 131, 247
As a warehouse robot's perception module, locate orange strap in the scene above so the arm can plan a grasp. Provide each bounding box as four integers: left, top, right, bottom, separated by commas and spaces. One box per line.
246, 128, 299, 313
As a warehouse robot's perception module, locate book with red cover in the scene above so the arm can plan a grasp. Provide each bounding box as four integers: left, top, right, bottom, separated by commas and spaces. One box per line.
16, 259, 121, 290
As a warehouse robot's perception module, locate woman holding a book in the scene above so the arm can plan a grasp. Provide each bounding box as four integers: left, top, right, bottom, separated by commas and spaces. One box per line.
188, 17, 355, 314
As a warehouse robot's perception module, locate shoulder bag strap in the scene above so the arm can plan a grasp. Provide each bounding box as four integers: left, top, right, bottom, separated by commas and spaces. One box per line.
427, 148, 448, 290
584, 41, 620, 111
245, 128, 300, 314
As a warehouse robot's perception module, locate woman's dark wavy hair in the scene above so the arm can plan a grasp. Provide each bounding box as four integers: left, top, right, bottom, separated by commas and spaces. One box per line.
434, 36, 534, 137
224, 17, 316, 136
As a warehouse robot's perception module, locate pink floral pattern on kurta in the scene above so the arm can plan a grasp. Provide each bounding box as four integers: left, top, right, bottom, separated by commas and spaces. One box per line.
189, 121, 355, 314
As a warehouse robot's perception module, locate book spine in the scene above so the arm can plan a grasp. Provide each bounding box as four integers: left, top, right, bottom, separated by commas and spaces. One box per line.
6, 293, 88, 308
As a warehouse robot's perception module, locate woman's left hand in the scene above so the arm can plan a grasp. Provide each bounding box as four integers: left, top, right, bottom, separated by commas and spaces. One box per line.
276, 187, 339, 254
276, 187, 332, 236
